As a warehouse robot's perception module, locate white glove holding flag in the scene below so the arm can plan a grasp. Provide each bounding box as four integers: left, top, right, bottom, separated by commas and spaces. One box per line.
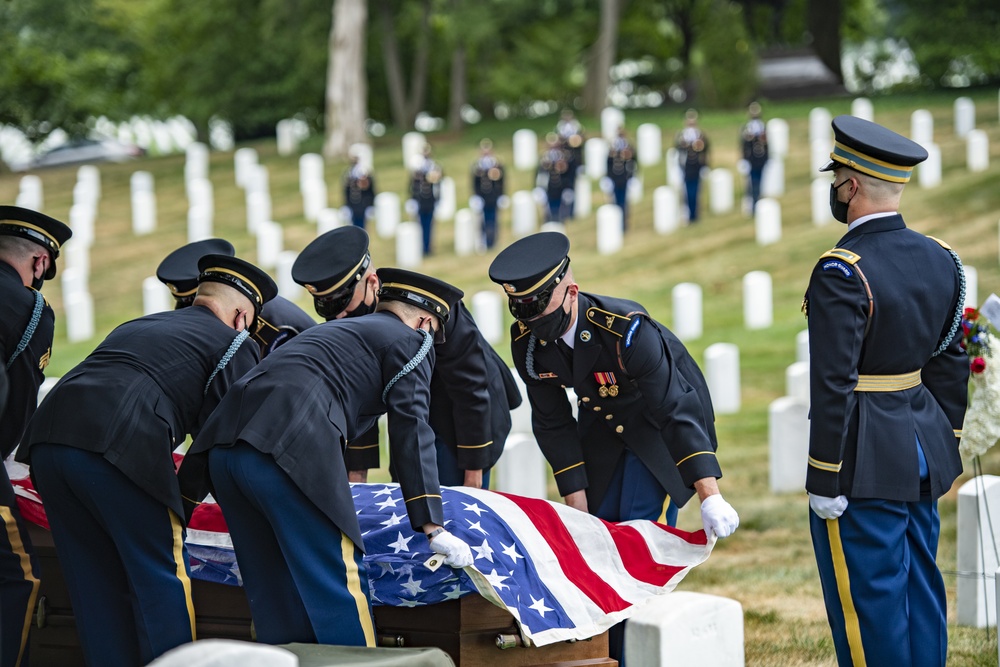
700, 494, 739, 538
809, 494, 848, 520
429, 529, 474, 568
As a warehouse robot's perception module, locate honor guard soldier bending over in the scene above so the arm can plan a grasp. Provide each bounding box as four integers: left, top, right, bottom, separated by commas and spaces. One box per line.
19, 255, 277, 667
489, 231, 738, 666
180, 270, 475, 648
157, 238, 316, 357
0, 206, 71, 667
805, 115, 968, 667
291, 226, 521, 489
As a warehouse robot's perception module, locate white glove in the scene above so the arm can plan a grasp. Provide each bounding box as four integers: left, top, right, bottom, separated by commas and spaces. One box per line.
809, 494, 848, 520
339, 206, 352, 222
404, 198, 419, 217
736, 159, 750, 176
532, 187, 548, 206
700, 494, 739, 538
429, 529, 473, 568
700, 166, 711, 179
599, 176, 614, 194
561, 189, 575, 205
364, 206, 375, 221
497, 195, 511, 209
469, 195, 484, 212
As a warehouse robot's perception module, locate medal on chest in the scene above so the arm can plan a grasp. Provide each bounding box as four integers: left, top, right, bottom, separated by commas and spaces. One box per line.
594, 372, 619, 398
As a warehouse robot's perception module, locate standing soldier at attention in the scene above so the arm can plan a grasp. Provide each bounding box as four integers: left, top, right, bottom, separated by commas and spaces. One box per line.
804, 115, 967, 667
342, 149, 376, 229
675, 109, 710, 223
470, 139, 508, 251
407, 144, 443, 256
535, 133, 574, 224
739, 102, 769, 214
0, 206, 71, 667
602, 126, 638, 229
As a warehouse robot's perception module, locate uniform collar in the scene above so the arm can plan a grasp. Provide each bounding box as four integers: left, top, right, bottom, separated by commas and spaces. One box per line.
847, 210, 896, 232
841, 213, 905, 242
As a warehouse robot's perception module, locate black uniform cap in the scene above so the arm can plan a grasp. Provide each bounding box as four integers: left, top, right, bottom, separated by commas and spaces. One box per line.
291, 227, 371, 298
820, 115, 927, 183
488, 232, 571, 319
197, 254, 277, 315
156, 238, 236, 298
0, 205, 73, 280
376, 268, 463, 324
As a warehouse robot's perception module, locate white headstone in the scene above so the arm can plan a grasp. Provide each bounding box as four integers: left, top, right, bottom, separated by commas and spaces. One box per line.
754, 198, 781, 246
851, 97, 874, 122
511, 191, 538, 238
187, 178, 214, 221
17, 175, 43, 211
709, 169, 734, 215
705, 343, 740, 414
768, 396, 809, 494
301, 180, 328, 222
672, 282, 702, 341
151, 121, 175, 154
246, 164, 269, 195
600, 107, 625, 141
766, 118, 789, 158
574, 175, 592, 218
653, 186, 680, 235
454, 208, 477, 256
625, 592, 744, 667
374, 192, 400, 239
395, 221, 423, 268
187, 206, 212, 244
276, 251, 302, 301
495, 434, 547, 499
37, 376, 60, 406
626, 173, 643, 204
967, 129, 989, 172
142, 276, 173, 315
957, 475, 1000, 627
964, 266, 978, 310
636, 123, 662, 166
665, 148, 683, 190
77, 165, 101, 200
955, 97, 976, 138
509, 373, 531, 434
435, 176, 456, 221
919, 143, 942, 189
276, 119, 299, 156
299, 153, 325, 192
246, 191, 272, 236
743, 271, 773, 330
401, 132, 427, 168
810, 140, 833, 174
131, 170, 154, 194
184, 142, 209, 183
539, 222, 567, 235
348, 143, 373, 172
786, 361, 810, 404
761, 157, 784, 198
796, 330, 809, 363
596, 205, 624, 255
317, 208, 346, 236
585, 138, 609, 180
69, 204, 95, 249
131, 190, 157, 236
513, 129, 538, 171
64, 290, 95, 343
471, 291, 504, 345
911, 109, 934, 147
234, 147, 259, 188
809, 107, 832, 145
811, 178, 833, 225
256, 221, 283, 269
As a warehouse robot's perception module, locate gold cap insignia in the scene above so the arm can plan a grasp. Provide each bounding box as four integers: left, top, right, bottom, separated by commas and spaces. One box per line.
503, 283, 516, 294
305, 284, 318, 294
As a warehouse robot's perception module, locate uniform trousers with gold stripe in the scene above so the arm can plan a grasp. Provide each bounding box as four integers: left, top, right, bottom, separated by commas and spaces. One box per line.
30, 443, 195, 667
208, 442, 375, 647
0, 463, 40, 667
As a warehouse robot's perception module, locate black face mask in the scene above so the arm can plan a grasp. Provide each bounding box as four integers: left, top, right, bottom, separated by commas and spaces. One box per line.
829, 179, 852, 224
342, 282, 377, 318
31, 275, 44, 291
524, 290, 571, 342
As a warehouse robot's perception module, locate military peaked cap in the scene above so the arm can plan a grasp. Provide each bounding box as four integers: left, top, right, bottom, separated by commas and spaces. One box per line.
820, 115, 927, 183
197, 254, 277, 315
0, 205, 73, 279
156, 238, 236, 298
291, 226, 371, 298
377, 268, 463, 324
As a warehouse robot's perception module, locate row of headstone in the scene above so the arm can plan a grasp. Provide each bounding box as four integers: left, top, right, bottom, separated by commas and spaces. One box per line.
16, 175, 43, 211
299, 153, 327, 222
131, 171, 157, 235
769, 329, 811, 494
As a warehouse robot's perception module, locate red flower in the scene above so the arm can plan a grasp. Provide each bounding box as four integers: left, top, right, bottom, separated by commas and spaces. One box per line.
965, 307, 979, 321
971, 357, 987, 373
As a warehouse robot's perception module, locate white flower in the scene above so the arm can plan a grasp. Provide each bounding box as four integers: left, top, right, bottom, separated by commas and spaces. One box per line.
961, 332, 1000, 459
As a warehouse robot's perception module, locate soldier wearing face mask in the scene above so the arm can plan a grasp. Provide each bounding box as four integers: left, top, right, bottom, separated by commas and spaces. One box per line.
489, 231, 738, 667
291, 227, 521, 490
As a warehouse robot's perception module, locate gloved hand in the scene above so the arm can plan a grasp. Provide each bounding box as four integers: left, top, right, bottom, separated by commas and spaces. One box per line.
497, 195, 511, 209
532, 187, 548, 206
599, 176, 614, 194
364, 206, 375, 221
809, 494, 848, 520
339, 206, 352, 222
469, 195, 484, 212
429, 529, 474, 568
404, 198, 419, 217
700, 166, 711, 179
736, 159, 750, 176
700, 494, 739, 538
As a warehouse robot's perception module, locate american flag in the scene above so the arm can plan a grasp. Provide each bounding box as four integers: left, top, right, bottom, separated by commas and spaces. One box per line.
7, 460, 714, 647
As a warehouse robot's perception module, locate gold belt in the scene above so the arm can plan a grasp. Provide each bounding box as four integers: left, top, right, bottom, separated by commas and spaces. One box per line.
854, 370, 921, 392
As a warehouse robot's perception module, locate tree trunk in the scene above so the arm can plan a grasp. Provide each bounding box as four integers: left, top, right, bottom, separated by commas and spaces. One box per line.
324, 0, 368, 160
583, 0, 621, 112
379, 3, 409, 129
447, 42, 467, 130
405, 0, 433, 127
808, 0, 843, 82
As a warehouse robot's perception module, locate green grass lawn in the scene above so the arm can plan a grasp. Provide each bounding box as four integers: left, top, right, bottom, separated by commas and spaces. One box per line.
3, 87, 1000, 664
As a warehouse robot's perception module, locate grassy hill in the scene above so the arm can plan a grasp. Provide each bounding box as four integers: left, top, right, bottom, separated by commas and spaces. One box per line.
3, 88, 1000, 664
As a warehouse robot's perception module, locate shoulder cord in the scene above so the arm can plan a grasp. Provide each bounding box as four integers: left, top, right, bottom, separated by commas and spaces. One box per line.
525, 334, 540, 380
204, 330, 250, 396
6, 290, 44, 370
382, 328, 434, 403
932, 248, 966, 358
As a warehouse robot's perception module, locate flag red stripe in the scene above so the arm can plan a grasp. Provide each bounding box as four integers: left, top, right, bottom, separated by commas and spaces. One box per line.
605, 523, 686, 586
496, 492, 631, 614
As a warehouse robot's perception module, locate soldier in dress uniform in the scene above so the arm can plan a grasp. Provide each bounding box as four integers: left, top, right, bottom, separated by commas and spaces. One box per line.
739, 102, 768, 214
470, 139, 508, 250
291, 226, 522, 488
535, 133, 574, 223
343, 150, 376, 229
804, 115, 967, 667
675, 109, 710, 222
407, 145, 443, 255
488, 231, 739, 666
0, 206, 71, 667
18, 255, 276, 667
602, 126, 638, 229
157, 238, 316, 357
555, 108, 585, 176
180, 270, 474, 647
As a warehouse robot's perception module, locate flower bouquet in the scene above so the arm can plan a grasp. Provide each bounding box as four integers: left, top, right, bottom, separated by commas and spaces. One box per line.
959, 300, 1000, 459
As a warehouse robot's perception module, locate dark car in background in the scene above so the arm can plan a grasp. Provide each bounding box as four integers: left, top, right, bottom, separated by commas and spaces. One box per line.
28, 137, 145, 170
